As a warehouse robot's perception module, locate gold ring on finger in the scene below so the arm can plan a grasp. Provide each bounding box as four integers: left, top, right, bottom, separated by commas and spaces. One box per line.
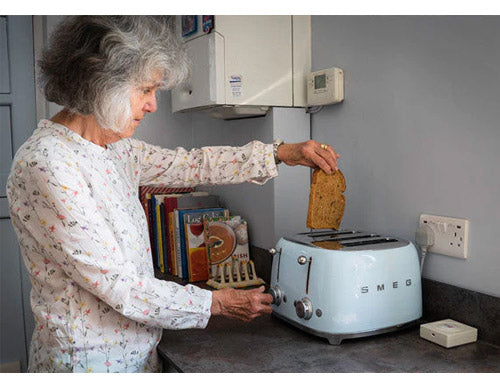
320, 143, 329, 150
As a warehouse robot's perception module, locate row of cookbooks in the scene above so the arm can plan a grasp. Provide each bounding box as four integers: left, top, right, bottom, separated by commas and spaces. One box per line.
139, 185, 250, 284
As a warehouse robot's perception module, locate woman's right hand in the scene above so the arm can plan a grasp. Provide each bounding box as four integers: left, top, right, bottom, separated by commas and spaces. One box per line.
210, 286, 273, 322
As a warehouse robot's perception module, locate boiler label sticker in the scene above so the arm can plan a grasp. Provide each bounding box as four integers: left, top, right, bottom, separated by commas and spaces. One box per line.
229, 75, 242, 97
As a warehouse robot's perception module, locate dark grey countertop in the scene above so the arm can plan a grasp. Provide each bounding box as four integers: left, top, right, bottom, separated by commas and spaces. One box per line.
158, 313, 500, 372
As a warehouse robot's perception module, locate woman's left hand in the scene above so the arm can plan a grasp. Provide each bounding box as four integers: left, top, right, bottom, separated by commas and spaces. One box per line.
276, 140, 340, 174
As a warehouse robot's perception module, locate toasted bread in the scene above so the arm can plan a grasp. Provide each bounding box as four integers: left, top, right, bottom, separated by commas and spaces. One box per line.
311, 240, 343, 250
306, 169, 346, 229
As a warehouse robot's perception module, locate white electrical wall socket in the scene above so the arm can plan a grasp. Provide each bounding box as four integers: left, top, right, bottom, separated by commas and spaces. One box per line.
419, 214, 469, 259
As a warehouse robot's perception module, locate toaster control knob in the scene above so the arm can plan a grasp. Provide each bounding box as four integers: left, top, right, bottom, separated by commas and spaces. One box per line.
295, 297, 313, 320
269, 286, 283, 306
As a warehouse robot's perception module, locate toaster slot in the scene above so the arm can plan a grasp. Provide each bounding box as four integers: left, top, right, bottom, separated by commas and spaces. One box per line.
341, 237, 399, 247
311, 234, 380, 250
298, 230, 358, 238
322, 234, 380, 242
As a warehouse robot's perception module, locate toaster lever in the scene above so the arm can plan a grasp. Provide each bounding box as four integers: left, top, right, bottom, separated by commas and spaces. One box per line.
297, 256, 313, 294
269, 247, 282, 282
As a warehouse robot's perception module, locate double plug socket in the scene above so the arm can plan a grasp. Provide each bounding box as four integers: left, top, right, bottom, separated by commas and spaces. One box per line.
419, 214, 470, 259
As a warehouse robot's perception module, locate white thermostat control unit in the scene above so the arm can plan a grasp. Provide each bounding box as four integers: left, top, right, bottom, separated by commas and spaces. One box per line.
307, 67, 344, 106
420, 319, 478, 348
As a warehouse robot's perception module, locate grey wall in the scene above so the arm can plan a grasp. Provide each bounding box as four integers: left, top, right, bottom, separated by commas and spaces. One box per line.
311, 16, 500, 297
184, 107, 310, 248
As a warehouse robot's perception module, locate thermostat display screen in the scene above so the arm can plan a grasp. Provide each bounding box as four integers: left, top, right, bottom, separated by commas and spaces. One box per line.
314, 74, 326, 89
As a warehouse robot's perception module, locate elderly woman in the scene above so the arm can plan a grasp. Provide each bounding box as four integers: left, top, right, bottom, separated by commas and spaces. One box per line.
7, 16, 339, 373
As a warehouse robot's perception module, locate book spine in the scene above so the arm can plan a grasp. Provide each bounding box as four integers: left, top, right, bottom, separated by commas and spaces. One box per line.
160, 202, 168, 273
144, 193, 155, 265
168, 211, 177, 276
179, 213, 189, 279
173, 209, 183, 278
162, 200, 172, 273
184, 222, 193, 281
164, 196, 179, 275
150, 194, 158, 269
155, 200, 164, 272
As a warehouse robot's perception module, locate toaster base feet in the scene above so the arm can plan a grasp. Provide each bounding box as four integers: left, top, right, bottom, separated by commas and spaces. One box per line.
326, 321, 419, 345
272, 312, 420, 345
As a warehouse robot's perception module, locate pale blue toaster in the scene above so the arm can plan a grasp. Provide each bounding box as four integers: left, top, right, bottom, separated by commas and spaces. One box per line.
269, 229, 422, 344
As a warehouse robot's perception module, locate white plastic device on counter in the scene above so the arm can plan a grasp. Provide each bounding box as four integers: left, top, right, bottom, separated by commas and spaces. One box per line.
420, 319, 478, 348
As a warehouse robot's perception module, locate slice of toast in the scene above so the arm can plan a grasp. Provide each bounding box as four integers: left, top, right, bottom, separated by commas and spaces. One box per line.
306, 169, 346, 229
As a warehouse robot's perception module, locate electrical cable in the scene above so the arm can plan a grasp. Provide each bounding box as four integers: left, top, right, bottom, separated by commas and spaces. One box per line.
415, 224, 435, 274
306, 105, 324, 114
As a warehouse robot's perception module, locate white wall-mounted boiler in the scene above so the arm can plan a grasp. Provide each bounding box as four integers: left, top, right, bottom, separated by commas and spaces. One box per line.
171, 15, 311, 120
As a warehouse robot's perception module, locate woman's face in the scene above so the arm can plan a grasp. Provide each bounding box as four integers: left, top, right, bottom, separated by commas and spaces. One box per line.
120, 77, 161, 138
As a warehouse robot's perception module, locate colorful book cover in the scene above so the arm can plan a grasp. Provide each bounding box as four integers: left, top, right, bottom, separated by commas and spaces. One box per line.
204, 216, 250, 280
184, 219, 208, 282
177, 208, 229, 280
167, 193, 221, 277
184, 212, 229, 282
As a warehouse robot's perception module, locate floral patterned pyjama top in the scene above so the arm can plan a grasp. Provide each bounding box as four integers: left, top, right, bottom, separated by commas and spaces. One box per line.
6, 119, 278, 372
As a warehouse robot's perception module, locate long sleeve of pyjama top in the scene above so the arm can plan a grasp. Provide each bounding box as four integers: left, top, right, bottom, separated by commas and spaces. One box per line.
6, 119, 279, 372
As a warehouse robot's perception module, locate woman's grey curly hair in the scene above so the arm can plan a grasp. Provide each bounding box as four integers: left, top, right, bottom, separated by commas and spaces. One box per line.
39, 16, 189, 133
